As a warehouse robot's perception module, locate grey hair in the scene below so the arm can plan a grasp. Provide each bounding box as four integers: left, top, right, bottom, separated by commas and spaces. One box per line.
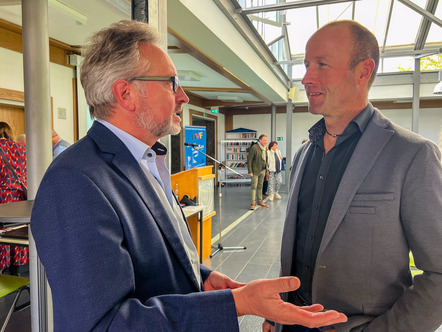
80, 20, 161, 120
322, 20, 380, 88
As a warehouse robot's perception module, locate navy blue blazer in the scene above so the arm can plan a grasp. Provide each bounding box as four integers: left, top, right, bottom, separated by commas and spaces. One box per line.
31, 122, 239, 331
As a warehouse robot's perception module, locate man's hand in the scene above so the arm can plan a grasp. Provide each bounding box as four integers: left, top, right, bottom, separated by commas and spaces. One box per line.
248, 173, 253, 177
203, 270, 246, 291
232, 277, 347, 328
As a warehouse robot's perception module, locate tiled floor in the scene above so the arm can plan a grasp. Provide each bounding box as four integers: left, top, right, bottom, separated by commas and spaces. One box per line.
205, 184, 287, 332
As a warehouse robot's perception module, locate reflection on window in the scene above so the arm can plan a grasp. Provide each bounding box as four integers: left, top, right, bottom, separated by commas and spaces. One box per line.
381, 57, 415, 73
393, 55, 442, 73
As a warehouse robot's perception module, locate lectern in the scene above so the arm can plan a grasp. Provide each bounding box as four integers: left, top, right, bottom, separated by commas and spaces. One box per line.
170, 166, 216, 262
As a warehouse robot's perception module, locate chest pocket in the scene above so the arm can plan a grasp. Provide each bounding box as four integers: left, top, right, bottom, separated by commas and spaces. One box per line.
349, 192, 394, 214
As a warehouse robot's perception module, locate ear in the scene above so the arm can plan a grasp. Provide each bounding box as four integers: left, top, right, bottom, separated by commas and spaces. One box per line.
112, 80, 136, 111
356, 59, 375, 86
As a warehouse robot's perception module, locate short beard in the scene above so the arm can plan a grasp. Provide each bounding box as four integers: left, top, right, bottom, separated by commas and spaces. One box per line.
135, 108, 181, 139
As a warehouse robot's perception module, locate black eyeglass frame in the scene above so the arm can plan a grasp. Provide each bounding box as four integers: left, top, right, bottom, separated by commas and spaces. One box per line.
129, 76, 179, 93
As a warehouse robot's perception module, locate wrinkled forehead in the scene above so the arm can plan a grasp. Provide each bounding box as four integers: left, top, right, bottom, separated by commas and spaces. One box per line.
138, 43, 177, 74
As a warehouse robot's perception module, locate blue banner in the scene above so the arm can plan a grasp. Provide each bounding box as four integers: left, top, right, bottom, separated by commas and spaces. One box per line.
184, 126, 206, 170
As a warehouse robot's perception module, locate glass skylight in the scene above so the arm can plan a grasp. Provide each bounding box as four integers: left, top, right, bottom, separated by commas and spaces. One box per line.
236, 0, 442, 78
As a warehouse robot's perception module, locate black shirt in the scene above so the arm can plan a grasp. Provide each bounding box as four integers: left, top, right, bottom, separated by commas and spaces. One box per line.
292, 104, 374, 304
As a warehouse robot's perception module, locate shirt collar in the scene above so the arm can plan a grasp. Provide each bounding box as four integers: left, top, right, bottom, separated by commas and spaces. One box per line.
96, 119, 167, 162
308, 103, 374, 144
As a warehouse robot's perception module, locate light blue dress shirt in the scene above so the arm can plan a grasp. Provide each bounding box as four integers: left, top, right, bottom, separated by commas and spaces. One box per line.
96, 119, 201, 286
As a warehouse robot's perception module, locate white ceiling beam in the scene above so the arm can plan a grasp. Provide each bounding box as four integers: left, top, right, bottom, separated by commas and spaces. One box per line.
281, 46, 442, 65
247, 14, 284, 27
381, 0, 395, 54
397, 0, 442, 28
236, 0, 362, 15
414, 0, 439, 50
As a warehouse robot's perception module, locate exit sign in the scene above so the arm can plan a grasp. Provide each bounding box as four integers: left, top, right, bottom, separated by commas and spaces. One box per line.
211, 107, 219, 114
277, 137, 283, 141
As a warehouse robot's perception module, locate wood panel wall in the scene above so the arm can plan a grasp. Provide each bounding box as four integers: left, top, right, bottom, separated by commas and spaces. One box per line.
0, 19, 80, 68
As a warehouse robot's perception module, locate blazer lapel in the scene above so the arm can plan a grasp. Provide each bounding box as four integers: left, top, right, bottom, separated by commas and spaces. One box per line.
89, 123, 201, 289
317, 109, 395, 259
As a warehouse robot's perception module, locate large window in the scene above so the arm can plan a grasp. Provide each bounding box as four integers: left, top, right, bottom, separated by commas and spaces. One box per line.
236, 0, 442, 79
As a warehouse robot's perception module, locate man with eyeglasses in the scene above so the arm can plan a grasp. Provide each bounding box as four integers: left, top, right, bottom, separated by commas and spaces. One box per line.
31, 20, 346, 331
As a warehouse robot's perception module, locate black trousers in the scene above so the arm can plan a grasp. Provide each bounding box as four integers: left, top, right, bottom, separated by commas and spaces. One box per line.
262, 179, 268, 194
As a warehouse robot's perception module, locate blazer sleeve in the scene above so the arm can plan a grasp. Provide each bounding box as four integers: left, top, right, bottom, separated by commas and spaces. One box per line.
200, 264, 213, 282
31, 166, 239, 332
364, 141, 442, 332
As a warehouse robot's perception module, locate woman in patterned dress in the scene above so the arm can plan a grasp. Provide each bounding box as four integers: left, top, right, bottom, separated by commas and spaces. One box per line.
0, 122, 28, 273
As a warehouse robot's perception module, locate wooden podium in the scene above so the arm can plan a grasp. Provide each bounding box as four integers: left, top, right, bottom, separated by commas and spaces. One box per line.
170, 166, 216, 262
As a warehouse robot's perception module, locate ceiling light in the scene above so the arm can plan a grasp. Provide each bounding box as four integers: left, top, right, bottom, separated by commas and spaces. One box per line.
217, 96, 243, 102
434, 71, 442, 95
178, 70, 201, 82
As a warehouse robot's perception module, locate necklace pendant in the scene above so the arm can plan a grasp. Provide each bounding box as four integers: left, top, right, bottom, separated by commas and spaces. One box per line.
325, 128, 341, 138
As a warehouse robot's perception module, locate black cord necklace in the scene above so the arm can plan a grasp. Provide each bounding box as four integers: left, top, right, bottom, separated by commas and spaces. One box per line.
325, 128, 343, 138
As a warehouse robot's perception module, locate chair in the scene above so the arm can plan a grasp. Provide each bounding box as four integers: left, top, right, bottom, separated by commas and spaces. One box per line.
0, 274, 30, 332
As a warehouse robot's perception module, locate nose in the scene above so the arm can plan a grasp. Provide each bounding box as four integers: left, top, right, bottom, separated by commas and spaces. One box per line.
301, 66, 315, 86
176, 86, 189, 104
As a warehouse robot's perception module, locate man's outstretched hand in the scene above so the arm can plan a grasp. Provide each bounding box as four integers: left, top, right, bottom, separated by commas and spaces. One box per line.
232, 277, 347, 328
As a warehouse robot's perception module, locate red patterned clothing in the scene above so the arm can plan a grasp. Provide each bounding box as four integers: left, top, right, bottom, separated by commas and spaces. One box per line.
13, 245, 29, 265
0, 245, 10, 270
0, 138, 28, 271
0, 138, 27, 203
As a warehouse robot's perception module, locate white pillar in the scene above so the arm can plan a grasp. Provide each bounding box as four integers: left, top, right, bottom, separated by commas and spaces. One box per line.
412, 58, 420, 133
22, 0, 53, 330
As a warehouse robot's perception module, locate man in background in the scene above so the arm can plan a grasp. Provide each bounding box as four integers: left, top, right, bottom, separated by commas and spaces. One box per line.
51, 129, 71, 158
16, 134, 26, 146
248, 134, 269, 210
32, 20, 347, 331
265, 20, 442, 332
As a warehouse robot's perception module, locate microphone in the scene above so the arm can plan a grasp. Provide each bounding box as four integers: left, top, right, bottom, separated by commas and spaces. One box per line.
184, 142, 202, 148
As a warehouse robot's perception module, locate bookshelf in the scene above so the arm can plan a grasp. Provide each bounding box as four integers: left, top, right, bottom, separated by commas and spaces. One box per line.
221, 128, 257, 184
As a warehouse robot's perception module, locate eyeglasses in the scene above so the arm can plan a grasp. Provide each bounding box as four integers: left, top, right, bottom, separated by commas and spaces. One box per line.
129, 76, 180, 93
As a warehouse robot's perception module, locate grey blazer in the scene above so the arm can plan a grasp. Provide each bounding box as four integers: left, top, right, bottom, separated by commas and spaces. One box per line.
277, 107, 442, 332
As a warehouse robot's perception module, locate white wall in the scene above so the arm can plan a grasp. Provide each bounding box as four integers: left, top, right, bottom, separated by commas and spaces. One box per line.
381, 108, 442, 145
233, 112, 318, 159
0, 47, 24, 92
233, 107, 442, 160
50, 63, 75, 144
0, 47, 76, 143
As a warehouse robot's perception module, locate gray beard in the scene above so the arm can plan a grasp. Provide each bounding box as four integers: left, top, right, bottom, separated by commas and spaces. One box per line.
135, 111, 180, 139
